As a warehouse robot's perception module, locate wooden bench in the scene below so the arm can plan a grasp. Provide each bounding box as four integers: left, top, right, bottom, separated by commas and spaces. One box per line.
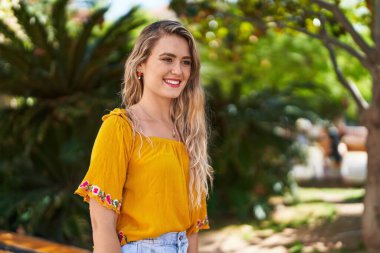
0, 231, 90, 253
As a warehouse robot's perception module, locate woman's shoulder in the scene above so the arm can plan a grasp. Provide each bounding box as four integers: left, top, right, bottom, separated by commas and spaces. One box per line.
100, 108, 133, 133
102, 108, 130, 122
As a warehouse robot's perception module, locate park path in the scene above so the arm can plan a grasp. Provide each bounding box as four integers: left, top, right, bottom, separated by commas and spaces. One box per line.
199, 195, 365, 252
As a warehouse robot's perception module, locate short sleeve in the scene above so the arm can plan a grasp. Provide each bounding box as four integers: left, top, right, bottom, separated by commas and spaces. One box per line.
186, 195, 210, 235
74, 109, 133, 214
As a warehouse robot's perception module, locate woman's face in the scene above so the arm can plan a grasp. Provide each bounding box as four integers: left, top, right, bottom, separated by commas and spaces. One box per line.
139, 34, 192, 100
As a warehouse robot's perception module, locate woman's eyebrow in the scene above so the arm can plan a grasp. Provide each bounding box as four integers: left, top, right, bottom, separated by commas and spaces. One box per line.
159, 53, 191, 59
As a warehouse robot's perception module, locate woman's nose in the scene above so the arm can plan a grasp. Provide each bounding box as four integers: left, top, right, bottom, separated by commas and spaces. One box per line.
171, 61, 183, 75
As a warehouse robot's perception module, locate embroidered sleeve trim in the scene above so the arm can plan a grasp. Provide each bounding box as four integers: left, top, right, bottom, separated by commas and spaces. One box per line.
75, 180, 122, 213
196, 216, 210, 231
118, 231, 128, 245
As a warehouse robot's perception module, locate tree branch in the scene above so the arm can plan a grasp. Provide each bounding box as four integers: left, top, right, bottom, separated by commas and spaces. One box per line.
325, 41, 369, 111
317, 13, 369, 111
311, 0, 374, 57
277, 23, 371, 70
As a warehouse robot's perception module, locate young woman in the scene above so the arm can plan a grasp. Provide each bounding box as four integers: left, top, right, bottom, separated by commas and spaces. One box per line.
75, 20, 213, 253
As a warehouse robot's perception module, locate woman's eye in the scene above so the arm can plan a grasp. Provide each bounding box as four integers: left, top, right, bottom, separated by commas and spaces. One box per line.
162, 58, 173, 63
183, 60, 192, 66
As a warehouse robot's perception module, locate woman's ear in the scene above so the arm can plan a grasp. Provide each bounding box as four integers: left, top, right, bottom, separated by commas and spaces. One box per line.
136, 65, 144, 74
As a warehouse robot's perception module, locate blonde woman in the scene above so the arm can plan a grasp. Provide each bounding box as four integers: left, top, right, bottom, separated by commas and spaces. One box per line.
75, 20, 213, 253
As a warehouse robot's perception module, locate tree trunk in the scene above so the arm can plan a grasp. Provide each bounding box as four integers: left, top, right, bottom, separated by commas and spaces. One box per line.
362, 106, 380, 252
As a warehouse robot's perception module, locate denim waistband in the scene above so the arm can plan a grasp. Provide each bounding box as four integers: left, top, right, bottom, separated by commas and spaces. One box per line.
130, 231, 187, 245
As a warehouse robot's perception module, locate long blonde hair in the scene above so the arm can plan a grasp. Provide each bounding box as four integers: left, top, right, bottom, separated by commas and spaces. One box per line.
122, 20, 213, 208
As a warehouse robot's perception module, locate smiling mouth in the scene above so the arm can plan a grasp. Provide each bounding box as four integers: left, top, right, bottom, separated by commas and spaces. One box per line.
163, 79, 181, 88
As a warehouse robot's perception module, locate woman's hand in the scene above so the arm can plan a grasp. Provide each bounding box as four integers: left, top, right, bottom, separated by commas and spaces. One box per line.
187, 233, 199, 253
89, 198, 121, 253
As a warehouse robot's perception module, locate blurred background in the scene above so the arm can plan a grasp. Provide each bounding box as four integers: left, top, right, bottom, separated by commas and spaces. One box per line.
0, 0, 374, 252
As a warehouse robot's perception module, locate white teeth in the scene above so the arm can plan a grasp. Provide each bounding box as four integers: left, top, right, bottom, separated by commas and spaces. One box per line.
165, 79, 180, 85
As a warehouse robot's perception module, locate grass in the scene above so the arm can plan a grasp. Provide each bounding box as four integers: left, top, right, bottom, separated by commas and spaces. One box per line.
257, 201, 337, 233
294, 187, 365, 203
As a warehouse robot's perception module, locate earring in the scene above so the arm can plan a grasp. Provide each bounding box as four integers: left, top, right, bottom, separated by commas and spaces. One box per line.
137, 71, 143, 80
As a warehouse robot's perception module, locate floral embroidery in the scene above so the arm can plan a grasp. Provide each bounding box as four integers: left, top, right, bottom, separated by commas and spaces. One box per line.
79, 180, 122, 211
79, 180, 89, 188
106, 194, 112, 205
92, 186, 100, 195
196, 216, 209, 228
118, 231, 127, 243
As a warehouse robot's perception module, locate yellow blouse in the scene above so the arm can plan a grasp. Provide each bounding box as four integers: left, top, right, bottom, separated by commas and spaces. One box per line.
74, 108, 209, 245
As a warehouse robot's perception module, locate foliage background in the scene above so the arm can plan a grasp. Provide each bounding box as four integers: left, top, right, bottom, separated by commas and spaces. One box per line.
0, 0, 369, 248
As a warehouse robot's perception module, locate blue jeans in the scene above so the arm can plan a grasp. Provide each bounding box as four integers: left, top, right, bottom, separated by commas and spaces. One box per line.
121, 231, 188, 253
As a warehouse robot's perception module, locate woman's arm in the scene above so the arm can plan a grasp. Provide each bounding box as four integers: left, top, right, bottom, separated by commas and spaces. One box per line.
89, 198, 121, 253
187, 233, 199, 253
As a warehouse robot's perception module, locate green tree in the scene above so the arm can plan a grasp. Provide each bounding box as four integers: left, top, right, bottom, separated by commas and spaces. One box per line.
0, 0, 144, 247
243, 1, 378, 251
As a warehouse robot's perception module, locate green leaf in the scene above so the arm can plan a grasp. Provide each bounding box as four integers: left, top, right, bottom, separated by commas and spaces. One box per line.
78, 7, 145, 89
69, 7, 109, 88
0, 19, 25, 48
0, 44, 31, 74
12, 1, 53, 63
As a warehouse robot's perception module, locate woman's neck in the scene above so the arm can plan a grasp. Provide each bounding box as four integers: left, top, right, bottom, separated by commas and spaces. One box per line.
137, 96, 172, 122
